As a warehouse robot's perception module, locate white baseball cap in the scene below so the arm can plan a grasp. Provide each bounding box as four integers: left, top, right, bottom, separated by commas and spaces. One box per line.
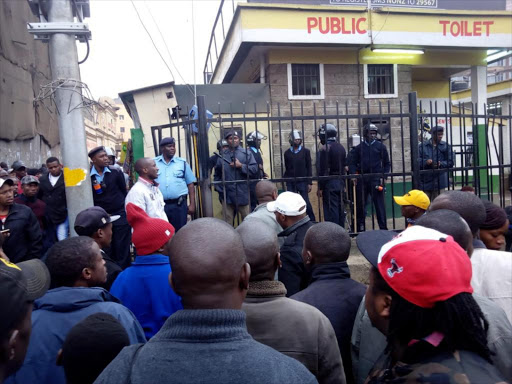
267, 191, 307, 216
0, 178, 14, 189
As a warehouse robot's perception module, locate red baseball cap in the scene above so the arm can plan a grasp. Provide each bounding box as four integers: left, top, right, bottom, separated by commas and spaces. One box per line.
377, 225, 473, 308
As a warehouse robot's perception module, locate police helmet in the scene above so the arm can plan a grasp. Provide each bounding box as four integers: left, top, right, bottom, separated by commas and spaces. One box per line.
289, 130, 303, 146
246, 131, 267, 148
217, 139, 228, 151
364, 124, 379, 135
318, 124, 337, 144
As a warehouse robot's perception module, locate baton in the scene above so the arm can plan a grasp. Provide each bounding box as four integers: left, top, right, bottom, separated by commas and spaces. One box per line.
214, 152, 231, 165
353, 181, 357, 233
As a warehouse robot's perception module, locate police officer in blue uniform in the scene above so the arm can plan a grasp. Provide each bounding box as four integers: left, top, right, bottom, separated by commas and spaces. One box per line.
214, 130, 258, 225
246, 131, 267, 211
317, 124, 347, 227
349, 124, 390, 231
154, 137, 197, 232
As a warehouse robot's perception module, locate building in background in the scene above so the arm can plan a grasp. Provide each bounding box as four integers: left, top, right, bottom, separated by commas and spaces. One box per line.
114, 98, 134, 144
83, 97, 124, 154
0, 0, 60, 166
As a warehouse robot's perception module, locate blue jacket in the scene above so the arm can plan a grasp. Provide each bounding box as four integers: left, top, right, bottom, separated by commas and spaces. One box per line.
349, 140, 390, 179
7, 287, 146, 384
213, 146, 258, 206
110, 254, 183, 339
418, 139, 454, 191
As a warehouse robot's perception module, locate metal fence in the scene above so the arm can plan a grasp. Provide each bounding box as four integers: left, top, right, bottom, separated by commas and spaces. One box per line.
151, 92, 512, 233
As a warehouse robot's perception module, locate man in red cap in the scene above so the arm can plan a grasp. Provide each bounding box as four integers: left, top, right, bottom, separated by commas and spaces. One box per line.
360, 225, 506, 383
110, 203, 182, 339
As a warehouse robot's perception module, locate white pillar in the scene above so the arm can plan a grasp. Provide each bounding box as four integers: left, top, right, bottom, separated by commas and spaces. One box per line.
470, 65, 488, 194
471, 65, 487, 119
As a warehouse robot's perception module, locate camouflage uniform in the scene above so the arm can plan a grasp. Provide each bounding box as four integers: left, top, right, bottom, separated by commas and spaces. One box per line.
366, 344, 507, 384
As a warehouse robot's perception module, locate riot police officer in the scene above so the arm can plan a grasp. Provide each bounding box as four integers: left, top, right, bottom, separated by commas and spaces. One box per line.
317, 124, 347, 227
349, 124, 390, 231
284, 130, 315, 221
246, 131, 267, 211
209, 139, 228, 173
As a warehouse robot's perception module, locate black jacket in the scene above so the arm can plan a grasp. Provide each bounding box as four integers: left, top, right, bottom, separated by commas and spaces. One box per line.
349, 140, 390, 178
38, 173, 67, 224
317, 140, 347, 190
2, 203, 43, 262
292, 262, 367, 384
278, 217, 316, 297
284, 147, 312, 183
90, 167, 128, 216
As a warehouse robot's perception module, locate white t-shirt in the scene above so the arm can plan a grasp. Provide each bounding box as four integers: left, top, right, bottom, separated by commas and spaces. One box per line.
49, 173, 61, 187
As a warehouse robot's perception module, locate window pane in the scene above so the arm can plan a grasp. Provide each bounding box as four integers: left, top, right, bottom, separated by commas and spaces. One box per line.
367, 64, 394, 95
291, 64, 321, 96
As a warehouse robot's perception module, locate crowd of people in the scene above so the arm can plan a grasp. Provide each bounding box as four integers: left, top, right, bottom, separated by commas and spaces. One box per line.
0, 133, 511, 384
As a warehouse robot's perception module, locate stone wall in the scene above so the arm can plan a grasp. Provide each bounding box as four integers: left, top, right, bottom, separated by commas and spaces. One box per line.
266, 63, 412, 181
0, 0, 60, 165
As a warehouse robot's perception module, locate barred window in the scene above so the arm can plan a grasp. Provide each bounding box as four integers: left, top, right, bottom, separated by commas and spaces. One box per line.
487, 102, 502, 116
367, 64, 395, 95
287, 64, 324, 99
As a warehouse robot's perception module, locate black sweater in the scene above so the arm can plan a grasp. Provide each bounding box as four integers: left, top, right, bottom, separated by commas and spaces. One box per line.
283, 147, 312, 183
38, 173, 67, 224
90, 167, 127, 216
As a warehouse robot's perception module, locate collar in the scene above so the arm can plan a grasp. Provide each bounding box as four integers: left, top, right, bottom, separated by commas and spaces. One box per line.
472, 238, 487, 249
279, 216, 310, 237
291, 145, 302, 154
155, 155, 176, 164
138, 177, 159, 188
133, 254, 169, 265
160, 309, 250, 341
310, 262, 351, 283
247, 280, 287, 297
408, 331, 444, 348
364, 139, 376, 146
90, 166, 111, 177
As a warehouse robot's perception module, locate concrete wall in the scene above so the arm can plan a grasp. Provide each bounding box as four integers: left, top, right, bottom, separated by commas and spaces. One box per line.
266, 63, 412, 180
0, 0, 60, 166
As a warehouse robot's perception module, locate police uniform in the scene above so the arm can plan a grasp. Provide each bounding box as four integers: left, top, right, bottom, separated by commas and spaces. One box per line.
154, 153, 196, 232
349, 137, 390, 231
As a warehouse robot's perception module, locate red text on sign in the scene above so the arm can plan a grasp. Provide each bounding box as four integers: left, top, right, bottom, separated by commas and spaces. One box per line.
307, 17, 367, 34
439, 20, 494, 37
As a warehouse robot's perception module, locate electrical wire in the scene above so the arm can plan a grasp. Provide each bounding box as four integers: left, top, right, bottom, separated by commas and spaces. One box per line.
130, 0, 176, 82
143, 0, 195, 98
78, 38, 90, 65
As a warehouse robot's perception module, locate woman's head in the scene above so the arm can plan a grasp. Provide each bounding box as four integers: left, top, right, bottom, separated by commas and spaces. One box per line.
480, 200, 509, 251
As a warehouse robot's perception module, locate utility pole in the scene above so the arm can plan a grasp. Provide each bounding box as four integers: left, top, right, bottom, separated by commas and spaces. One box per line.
27, 0, 94, 235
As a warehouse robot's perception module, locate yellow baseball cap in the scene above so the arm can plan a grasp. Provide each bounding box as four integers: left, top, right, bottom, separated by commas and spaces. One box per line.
393, 190, 430, 211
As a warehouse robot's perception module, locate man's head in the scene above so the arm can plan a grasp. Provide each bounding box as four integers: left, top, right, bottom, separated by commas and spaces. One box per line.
225, 130, 240, 149
0, 179, 14, 208
88, 147, 109, 169
255, 180, 278, 205
236, 220, 280, 282
21, 176, 39, 198
134, 158, 159, 181
168, 218, 250, 309
364, 124, 378, 142
46, 236, 107, 288
431, 126, 444, 144
74, 207, 120, 250
159, 138, 176, 160
0, 259, 50, 379
46, 157, 62, 177
217, 139, 229, 152
57, 313, 129, 384
289, 130, 302, 148
416, 209, 473, 256
0, 170, 8, 180
0, 162, 7, 171
480, 200, 509, 251
126, 203, 175, 256
429, 191, 486, 237
11, 161, 26, 180
303, 222, 350, 266
267, 191, 307, 229
393, 190, 430, 220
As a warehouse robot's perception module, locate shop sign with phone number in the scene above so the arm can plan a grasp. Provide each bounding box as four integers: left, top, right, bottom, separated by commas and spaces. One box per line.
330, 0, 437, 8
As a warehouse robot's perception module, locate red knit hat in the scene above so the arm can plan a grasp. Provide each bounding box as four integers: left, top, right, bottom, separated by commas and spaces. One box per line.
126, 203, 175, 255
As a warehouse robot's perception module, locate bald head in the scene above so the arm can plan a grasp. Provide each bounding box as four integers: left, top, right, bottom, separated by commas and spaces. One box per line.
429, 191, 486, 236
236, 219, 279, 281
416, 210, 473, 256
304, 222, 351, 264
134, 158, 151, 174
255, 180, 277, 204
169, 218, 250, 309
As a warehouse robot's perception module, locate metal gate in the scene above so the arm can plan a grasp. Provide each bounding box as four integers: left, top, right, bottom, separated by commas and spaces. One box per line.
151, 92, 512, 234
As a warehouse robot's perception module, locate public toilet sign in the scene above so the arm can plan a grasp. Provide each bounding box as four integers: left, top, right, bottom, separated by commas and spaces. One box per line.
241, 6, 512, 49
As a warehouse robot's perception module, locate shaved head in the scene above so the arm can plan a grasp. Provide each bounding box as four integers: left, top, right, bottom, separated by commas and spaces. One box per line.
169, 218, 250, 309
255, 180, 277, 204
429, 191, 486, 236
416, 210, 473, 255
236, 219, 279, 281
134, 157, 152, 174
304, 222, 350, 263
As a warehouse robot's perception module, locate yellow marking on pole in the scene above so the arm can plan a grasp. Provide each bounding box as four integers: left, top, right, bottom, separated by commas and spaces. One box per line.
63, 167, 87, 187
